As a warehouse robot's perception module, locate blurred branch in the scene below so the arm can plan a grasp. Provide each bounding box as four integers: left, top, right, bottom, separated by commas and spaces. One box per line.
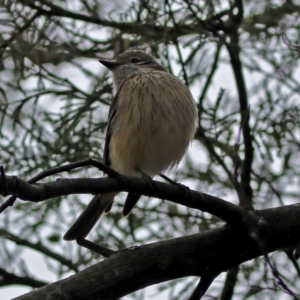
0, 267, 47, 288
243, 1, 300, 37
20, 0, 207, 40
165, 0, 189, 86
226, 29, 254, 210
196, 126, 240, 193
263, 254, 299, 299
231, 0, 244, 25
0, 230, 78, 272
280, 23, 300, 51
20, 0, 250, 43
0, 11, 40, 60
198, 45, 222, 109
284, 250, 300, 278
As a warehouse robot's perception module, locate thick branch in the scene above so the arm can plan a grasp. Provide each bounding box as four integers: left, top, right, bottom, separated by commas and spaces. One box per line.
13, 203, 300, 300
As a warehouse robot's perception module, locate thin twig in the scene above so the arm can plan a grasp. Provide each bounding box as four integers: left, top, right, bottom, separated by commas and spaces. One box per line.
76, 238, 116, 257
199, 46, 222, 109
0, 229, 78, 271
233, 125, 242, 184
263, 254, 299, 300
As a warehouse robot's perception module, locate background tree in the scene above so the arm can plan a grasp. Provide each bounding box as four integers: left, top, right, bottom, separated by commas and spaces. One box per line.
0, 0, 300, 299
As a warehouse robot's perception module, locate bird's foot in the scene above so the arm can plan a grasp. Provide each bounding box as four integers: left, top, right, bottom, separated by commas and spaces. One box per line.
159, 173, 191, 198
136, 168, 156, 190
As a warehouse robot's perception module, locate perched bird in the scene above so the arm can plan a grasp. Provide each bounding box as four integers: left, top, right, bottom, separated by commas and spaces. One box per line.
63, 49, 198, 241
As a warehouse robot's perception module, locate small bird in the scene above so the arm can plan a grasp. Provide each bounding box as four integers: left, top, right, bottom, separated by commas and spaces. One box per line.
63, 49, 198, 241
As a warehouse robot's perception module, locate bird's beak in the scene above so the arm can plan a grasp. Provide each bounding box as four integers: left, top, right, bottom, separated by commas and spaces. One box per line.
98, 59, 119, 70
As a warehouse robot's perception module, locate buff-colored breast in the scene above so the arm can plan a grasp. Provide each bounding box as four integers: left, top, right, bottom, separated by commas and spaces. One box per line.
108, 71, 198, 177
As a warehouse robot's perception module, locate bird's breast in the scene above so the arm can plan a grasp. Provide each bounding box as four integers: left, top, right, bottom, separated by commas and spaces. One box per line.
109, 71, 198, 177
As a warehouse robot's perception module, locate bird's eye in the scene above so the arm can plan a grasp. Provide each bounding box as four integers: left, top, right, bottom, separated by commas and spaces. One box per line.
130, 58, 140, 63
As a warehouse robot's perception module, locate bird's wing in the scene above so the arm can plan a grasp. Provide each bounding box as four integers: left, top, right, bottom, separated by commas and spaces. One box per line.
103, 88, 121, 166
104, 79, 142, 216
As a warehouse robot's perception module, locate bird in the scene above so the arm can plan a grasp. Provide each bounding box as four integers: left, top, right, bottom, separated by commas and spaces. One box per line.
63, 49, 198, 241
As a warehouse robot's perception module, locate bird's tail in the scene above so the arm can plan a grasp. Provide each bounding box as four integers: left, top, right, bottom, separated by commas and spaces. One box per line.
63, 193, 115, 241
123, 193, 141, 216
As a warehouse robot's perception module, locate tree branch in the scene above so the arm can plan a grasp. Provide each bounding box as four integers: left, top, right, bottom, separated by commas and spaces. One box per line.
0, 267, 47, 288
226, 31, 254, 210
0, 170, 254, 229
12, 203, 300, 299
76, 238, 116, 257
0, 230, 78, 272
0, 158, 118, 213
0, 11, 41, 59
20, 0, 207, 41
220, 266, 239, 300
188, 268, 220, 300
